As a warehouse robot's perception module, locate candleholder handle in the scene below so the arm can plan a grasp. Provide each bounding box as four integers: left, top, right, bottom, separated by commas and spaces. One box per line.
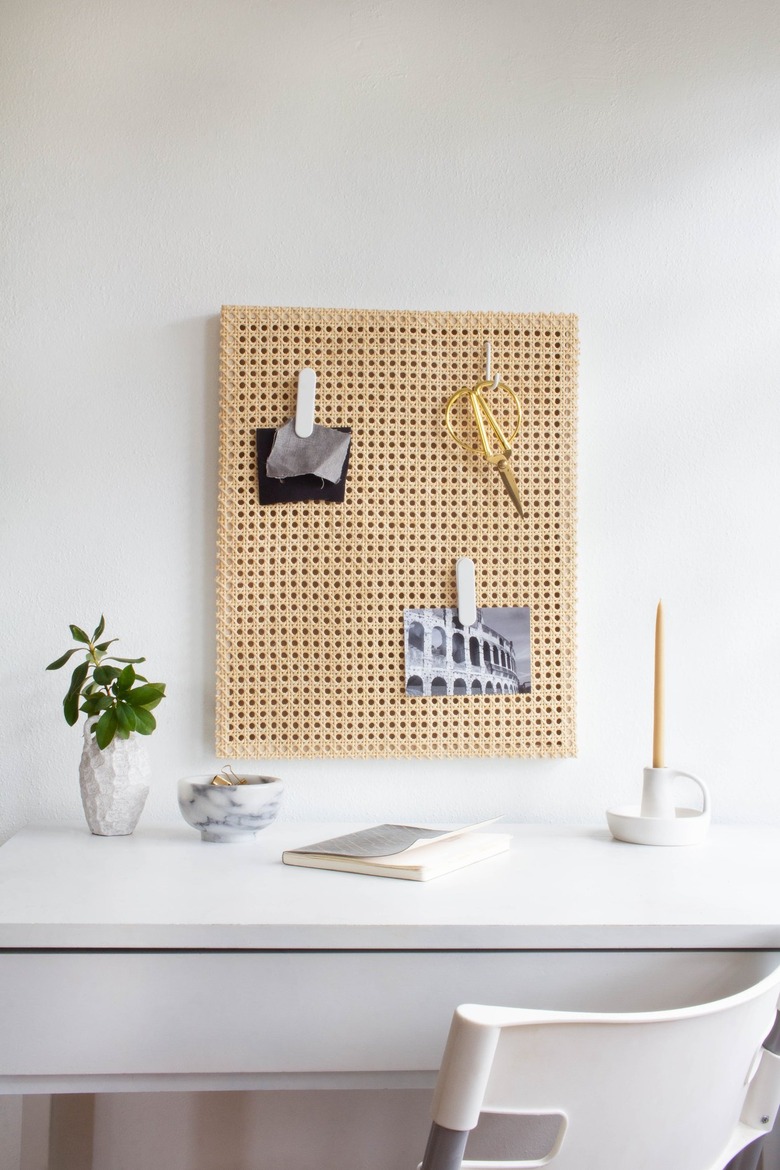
640, 767, 710, 819
672, 770, 710, 816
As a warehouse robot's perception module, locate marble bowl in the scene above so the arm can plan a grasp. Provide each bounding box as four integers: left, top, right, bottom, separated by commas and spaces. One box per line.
178, 774, 283, 843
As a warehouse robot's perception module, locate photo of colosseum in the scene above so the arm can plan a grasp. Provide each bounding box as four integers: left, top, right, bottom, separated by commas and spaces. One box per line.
404, 607, 531, 697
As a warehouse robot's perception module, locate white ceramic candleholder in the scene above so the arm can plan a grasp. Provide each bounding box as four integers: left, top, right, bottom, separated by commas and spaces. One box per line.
606, 767, 711, 846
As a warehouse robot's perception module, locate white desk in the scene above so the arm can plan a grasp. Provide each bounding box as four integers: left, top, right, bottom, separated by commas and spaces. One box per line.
1, 822, 779, 1096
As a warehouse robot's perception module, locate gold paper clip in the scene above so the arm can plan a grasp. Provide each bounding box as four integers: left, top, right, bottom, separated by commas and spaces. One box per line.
210, 765, 248, 786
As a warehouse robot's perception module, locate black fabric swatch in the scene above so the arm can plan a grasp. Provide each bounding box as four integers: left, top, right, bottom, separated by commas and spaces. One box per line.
255, 427, 352, 505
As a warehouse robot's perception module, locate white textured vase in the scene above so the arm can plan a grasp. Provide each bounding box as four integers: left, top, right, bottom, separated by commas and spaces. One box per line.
78, 720, 151, 836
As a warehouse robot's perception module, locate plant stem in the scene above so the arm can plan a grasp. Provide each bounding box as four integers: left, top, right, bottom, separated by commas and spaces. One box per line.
87, 642, 113, 702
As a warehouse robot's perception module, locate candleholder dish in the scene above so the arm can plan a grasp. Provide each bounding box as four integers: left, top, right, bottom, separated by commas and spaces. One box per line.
178, 774, 283, 843
606, 804, 710, 846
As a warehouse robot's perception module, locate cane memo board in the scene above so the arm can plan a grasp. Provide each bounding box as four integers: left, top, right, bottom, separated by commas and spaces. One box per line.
217, 306, 577, 759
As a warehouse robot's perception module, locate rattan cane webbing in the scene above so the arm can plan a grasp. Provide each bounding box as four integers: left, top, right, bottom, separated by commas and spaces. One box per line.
217, 306, 577, 758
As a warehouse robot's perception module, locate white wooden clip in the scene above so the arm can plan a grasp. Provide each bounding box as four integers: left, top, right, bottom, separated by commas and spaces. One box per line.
294, 368, 317, 438
456, 557, 477, 627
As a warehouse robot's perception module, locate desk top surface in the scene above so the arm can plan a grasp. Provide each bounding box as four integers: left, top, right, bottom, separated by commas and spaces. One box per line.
0, 822, 778, 950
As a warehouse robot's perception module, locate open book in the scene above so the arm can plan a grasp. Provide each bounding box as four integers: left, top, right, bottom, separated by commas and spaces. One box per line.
282, 819, 510, 881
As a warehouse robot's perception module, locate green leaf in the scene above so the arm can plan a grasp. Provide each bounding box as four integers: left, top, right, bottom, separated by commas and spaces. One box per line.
80, 693, 112, 717
92, 615, 106, 641
132, 707, 156, 735
46, 647, 82, 671
125, 683, 166, 708
116, 702, 137, 734
69, 624, 90, 644
93, 664, 120, 686
63, 662, 89, 725
95, 639, 118, 652
105, 656, 146, 665
116, 665, 136, 692
94, 709, 118, 749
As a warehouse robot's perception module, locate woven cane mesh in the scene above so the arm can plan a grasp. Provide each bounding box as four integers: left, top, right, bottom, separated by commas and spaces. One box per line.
217, 306, 577, 758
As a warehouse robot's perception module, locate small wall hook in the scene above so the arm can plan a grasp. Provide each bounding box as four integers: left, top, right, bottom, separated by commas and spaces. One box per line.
294, 368, 317, 438
484, 342, 500, 390
456, 557, 477, 627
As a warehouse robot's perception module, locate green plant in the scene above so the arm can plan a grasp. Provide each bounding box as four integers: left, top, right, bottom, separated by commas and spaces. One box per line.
46, 616, 166, 749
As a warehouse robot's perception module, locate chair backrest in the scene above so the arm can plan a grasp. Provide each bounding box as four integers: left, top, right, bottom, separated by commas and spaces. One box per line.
421, 955, 780, 1170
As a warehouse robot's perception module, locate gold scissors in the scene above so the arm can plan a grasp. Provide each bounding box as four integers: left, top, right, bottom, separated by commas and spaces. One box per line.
444, 377, 525, 519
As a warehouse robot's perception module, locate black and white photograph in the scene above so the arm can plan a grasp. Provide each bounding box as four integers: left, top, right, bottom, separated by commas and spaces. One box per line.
404, 606, 531, 697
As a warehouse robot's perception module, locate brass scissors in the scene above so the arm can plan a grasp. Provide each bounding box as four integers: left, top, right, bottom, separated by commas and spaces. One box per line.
444, 378, 525, 519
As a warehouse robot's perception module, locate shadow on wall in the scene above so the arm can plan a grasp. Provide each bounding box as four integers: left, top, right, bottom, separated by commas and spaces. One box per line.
200, 314, 221, 758
84, 1090, 432, 1170
55, 1088, 566, 1170
176, 313, 221, 759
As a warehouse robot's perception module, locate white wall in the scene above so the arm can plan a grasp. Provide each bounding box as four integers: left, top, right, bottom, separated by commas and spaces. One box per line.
3, 0, 780, 835
2, 1, 779, 1165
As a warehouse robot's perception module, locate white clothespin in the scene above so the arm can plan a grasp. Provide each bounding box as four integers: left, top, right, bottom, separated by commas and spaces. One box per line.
456, 557, 477, 627
485, 342, 500, 390
294, 368, 317, 438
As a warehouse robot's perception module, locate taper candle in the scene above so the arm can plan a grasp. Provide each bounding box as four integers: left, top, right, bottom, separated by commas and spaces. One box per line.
652, 600, 665, 768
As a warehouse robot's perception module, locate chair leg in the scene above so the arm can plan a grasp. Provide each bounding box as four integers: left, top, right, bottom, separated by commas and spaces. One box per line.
420, 1122, 470, 1170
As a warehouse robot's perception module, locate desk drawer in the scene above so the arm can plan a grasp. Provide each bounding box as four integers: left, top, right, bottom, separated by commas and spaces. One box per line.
0, 950, 774, 1076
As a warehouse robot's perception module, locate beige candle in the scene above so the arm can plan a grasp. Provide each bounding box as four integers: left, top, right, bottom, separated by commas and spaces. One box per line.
652, 600, 665, 768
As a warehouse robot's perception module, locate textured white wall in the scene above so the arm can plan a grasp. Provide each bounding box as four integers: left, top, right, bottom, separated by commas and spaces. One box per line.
6, 0, 779, 836
7, 0, 780, 837
3, 3, 779, 1165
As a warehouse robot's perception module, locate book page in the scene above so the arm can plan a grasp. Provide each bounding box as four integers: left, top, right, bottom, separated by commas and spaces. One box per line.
288, 818, 502, 859
364, 833, 512, 869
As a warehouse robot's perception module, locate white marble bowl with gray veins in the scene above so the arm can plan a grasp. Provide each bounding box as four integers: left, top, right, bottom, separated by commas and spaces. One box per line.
178, 774, 283, 843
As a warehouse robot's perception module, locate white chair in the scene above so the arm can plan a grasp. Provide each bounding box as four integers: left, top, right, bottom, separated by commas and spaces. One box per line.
419, 959, 780, 1170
